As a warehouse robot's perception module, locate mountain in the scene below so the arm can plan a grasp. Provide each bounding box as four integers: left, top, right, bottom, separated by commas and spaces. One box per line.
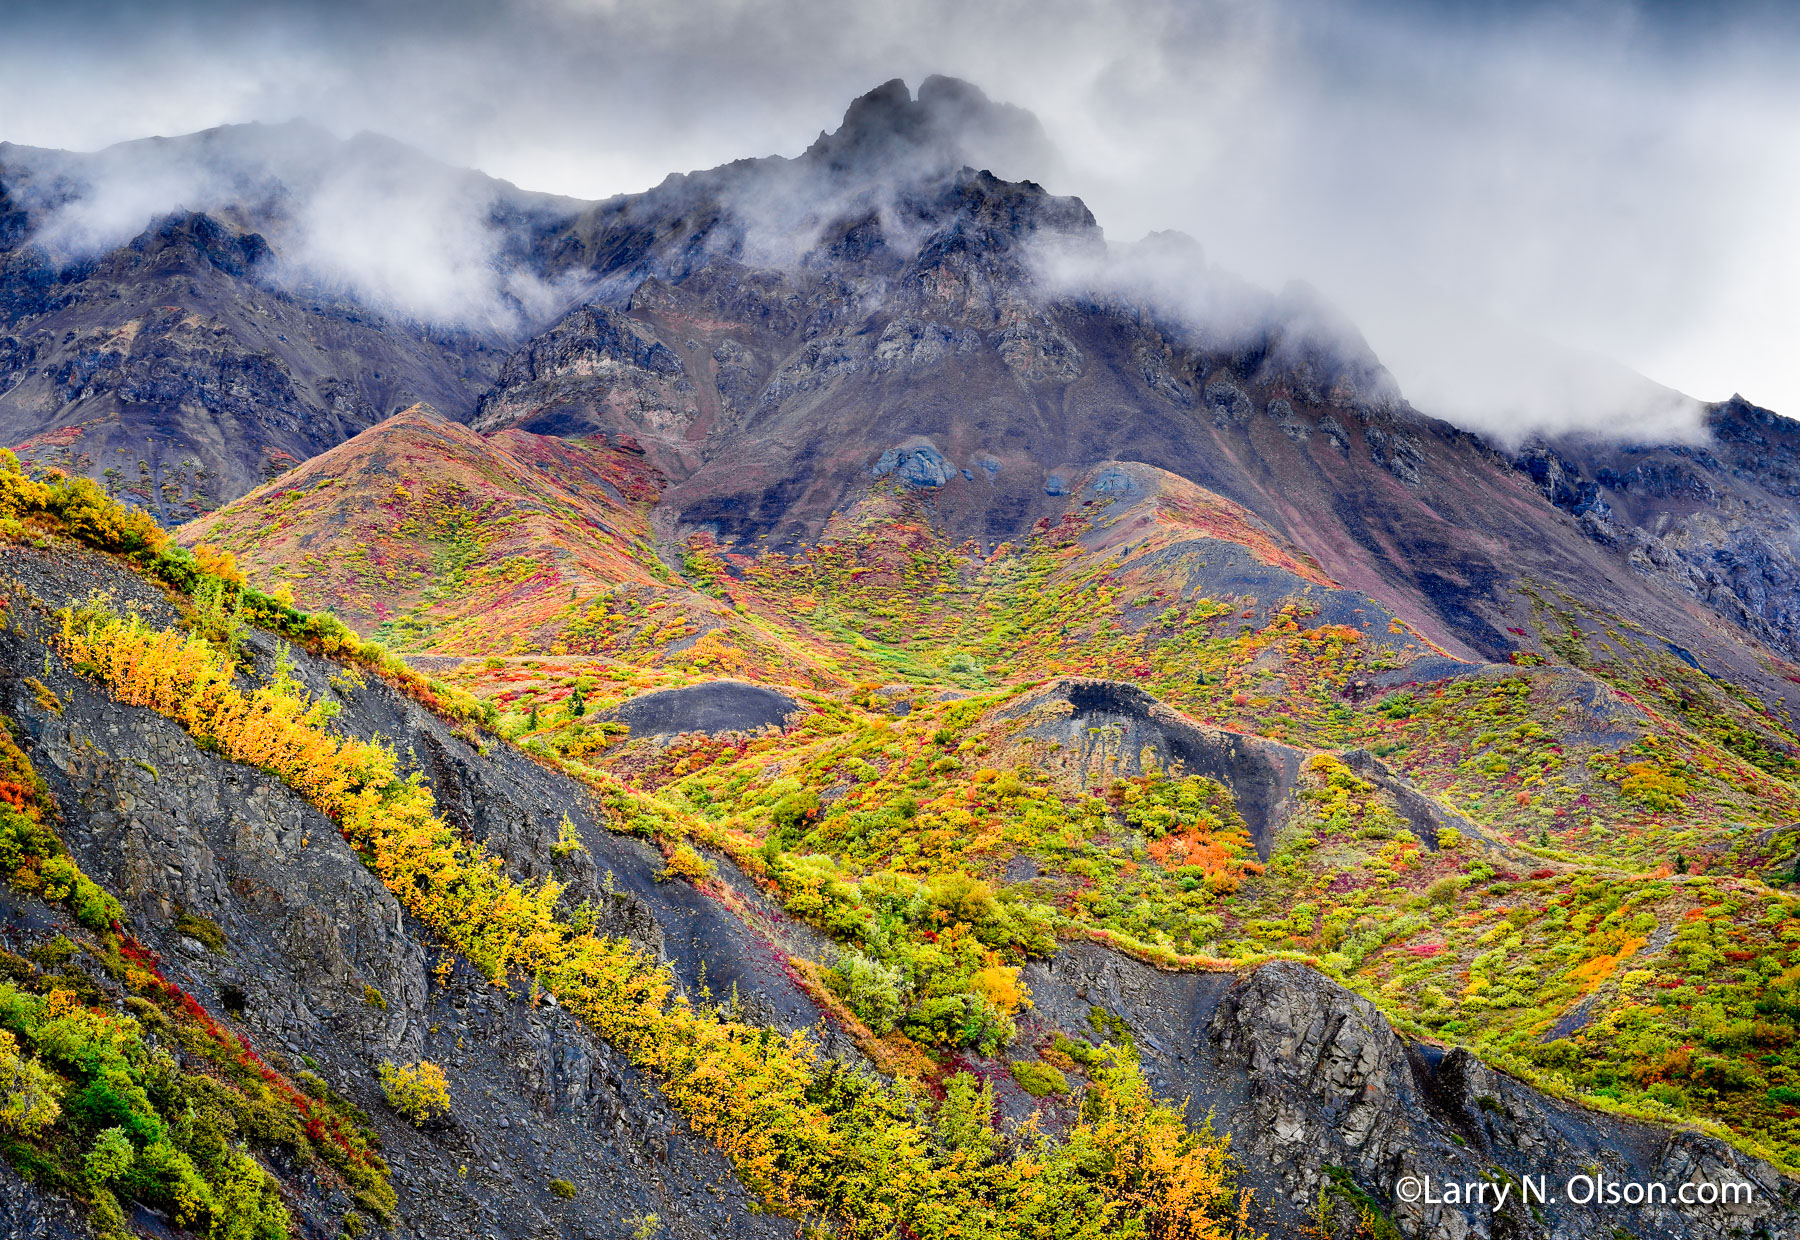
11, 81, 1800, 682
8, 77, 1800, 1240
1519, 396, 1800, 659
0, 122, 572, 519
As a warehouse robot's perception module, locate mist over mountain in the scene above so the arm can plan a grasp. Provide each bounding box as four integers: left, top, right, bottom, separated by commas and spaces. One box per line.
4, 75, 1792, 666
11, 0, 1800, 431
0, 121, 584, 329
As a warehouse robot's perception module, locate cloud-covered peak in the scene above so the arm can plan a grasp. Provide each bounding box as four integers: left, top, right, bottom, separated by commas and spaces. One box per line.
0, 121, 583, 333
801, 76, 1058, 186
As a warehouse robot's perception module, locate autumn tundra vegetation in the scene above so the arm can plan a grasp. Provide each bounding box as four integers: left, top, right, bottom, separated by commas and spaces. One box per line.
11, 435, 1800, 1235
4, 450, 1257, 1237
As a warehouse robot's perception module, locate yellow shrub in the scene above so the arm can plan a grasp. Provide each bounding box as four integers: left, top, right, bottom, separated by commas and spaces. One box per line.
1619, 761, 1689, 812
191, 543, 245, 586
0, 1029, 61, 1135
661, 842, 711, 883
968, 964, 1029, 1018
379, 1060, 451, 1125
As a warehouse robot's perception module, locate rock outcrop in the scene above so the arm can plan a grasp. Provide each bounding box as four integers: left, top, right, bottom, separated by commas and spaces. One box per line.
1023, 946, 1800, 1240
1518, 396, 1800, 661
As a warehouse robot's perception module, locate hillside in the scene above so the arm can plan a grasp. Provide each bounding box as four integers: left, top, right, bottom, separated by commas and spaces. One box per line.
7, 431, 1800, 1240
178, 404, 671, 641
188, 397, 1800, 1183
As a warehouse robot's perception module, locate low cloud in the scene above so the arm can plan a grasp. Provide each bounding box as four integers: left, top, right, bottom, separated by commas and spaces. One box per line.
5, 122, 587, 332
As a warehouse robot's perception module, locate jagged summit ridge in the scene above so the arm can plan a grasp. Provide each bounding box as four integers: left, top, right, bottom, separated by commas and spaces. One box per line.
800, 75, 1060, 184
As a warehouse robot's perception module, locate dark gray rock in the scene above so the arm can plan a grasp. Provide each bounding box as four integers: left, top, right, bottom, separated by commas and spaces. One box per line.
1000, 678, 1305, 857
603, 679, 800, 738
1517, 396, 1800, 662
1023, 947, 1800, 1240
0, 1160, 88, 1240
0, 541, 814, 1239
873, 443, 956, 488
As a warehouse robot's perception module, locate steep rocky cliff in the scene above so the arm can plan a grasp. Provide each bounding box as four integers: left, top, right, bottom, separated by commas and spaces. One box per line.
1027, 948, 1799, 1240
1518, 396, 1800, 661
0, 541, 819, 1238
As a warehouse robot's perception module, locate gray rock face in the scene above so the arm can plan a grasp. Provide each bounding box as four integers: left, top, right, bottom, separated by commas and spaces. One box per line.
9, 82, 1800, 705
874, 443, 955, 487
1367, 422, 1427, 485
0, 201, 504, 521
1517, 397, 1800, 661
1023, 947, 1800, 1240
470, 303, 700, 457
872, 316, 981, 371
1000, 677, 1306, 857
0, 1161, 87, 1240
604, 679, 801, 738
1205, 376, 1256, 427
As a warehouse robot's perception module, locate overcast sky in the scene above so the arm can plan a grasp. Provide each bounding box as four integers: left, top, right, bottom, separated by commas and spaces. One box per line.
3, 0, 1798, 439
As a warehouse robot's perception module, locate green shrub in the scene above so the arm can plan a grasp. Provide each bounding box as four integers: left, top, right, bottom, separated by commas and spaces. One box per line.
28, 935, 76, 971
1693, 1056, 1764, 1093
1377, 692, 1417, 719
1421, 876, 1466, 907
175, 908, 229, 955
86, 1125, 135, 1184
1051, 1032, 1106, 1069
824, 949, 904, 1035
0, 804, 56, 871
548, 1178, 577, 1199
37, 856, 122, 930
1008, 1059, 1069, 1098
660, 843, 711, 884
770, 790, 819, 839
903, 993, 1015, 1056
934, 1072, 998, 1161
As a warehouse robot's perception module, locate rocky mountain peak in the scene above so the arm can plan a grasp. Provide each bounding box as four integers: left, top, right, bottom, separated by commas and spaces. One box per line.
800, 75, 1058, 186
125, 210, 272, 278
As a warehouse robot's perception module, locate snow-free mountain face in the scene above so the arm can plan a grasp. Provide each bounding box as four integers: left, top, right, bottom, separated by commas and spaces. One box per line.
10, 78, 1800, 1240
